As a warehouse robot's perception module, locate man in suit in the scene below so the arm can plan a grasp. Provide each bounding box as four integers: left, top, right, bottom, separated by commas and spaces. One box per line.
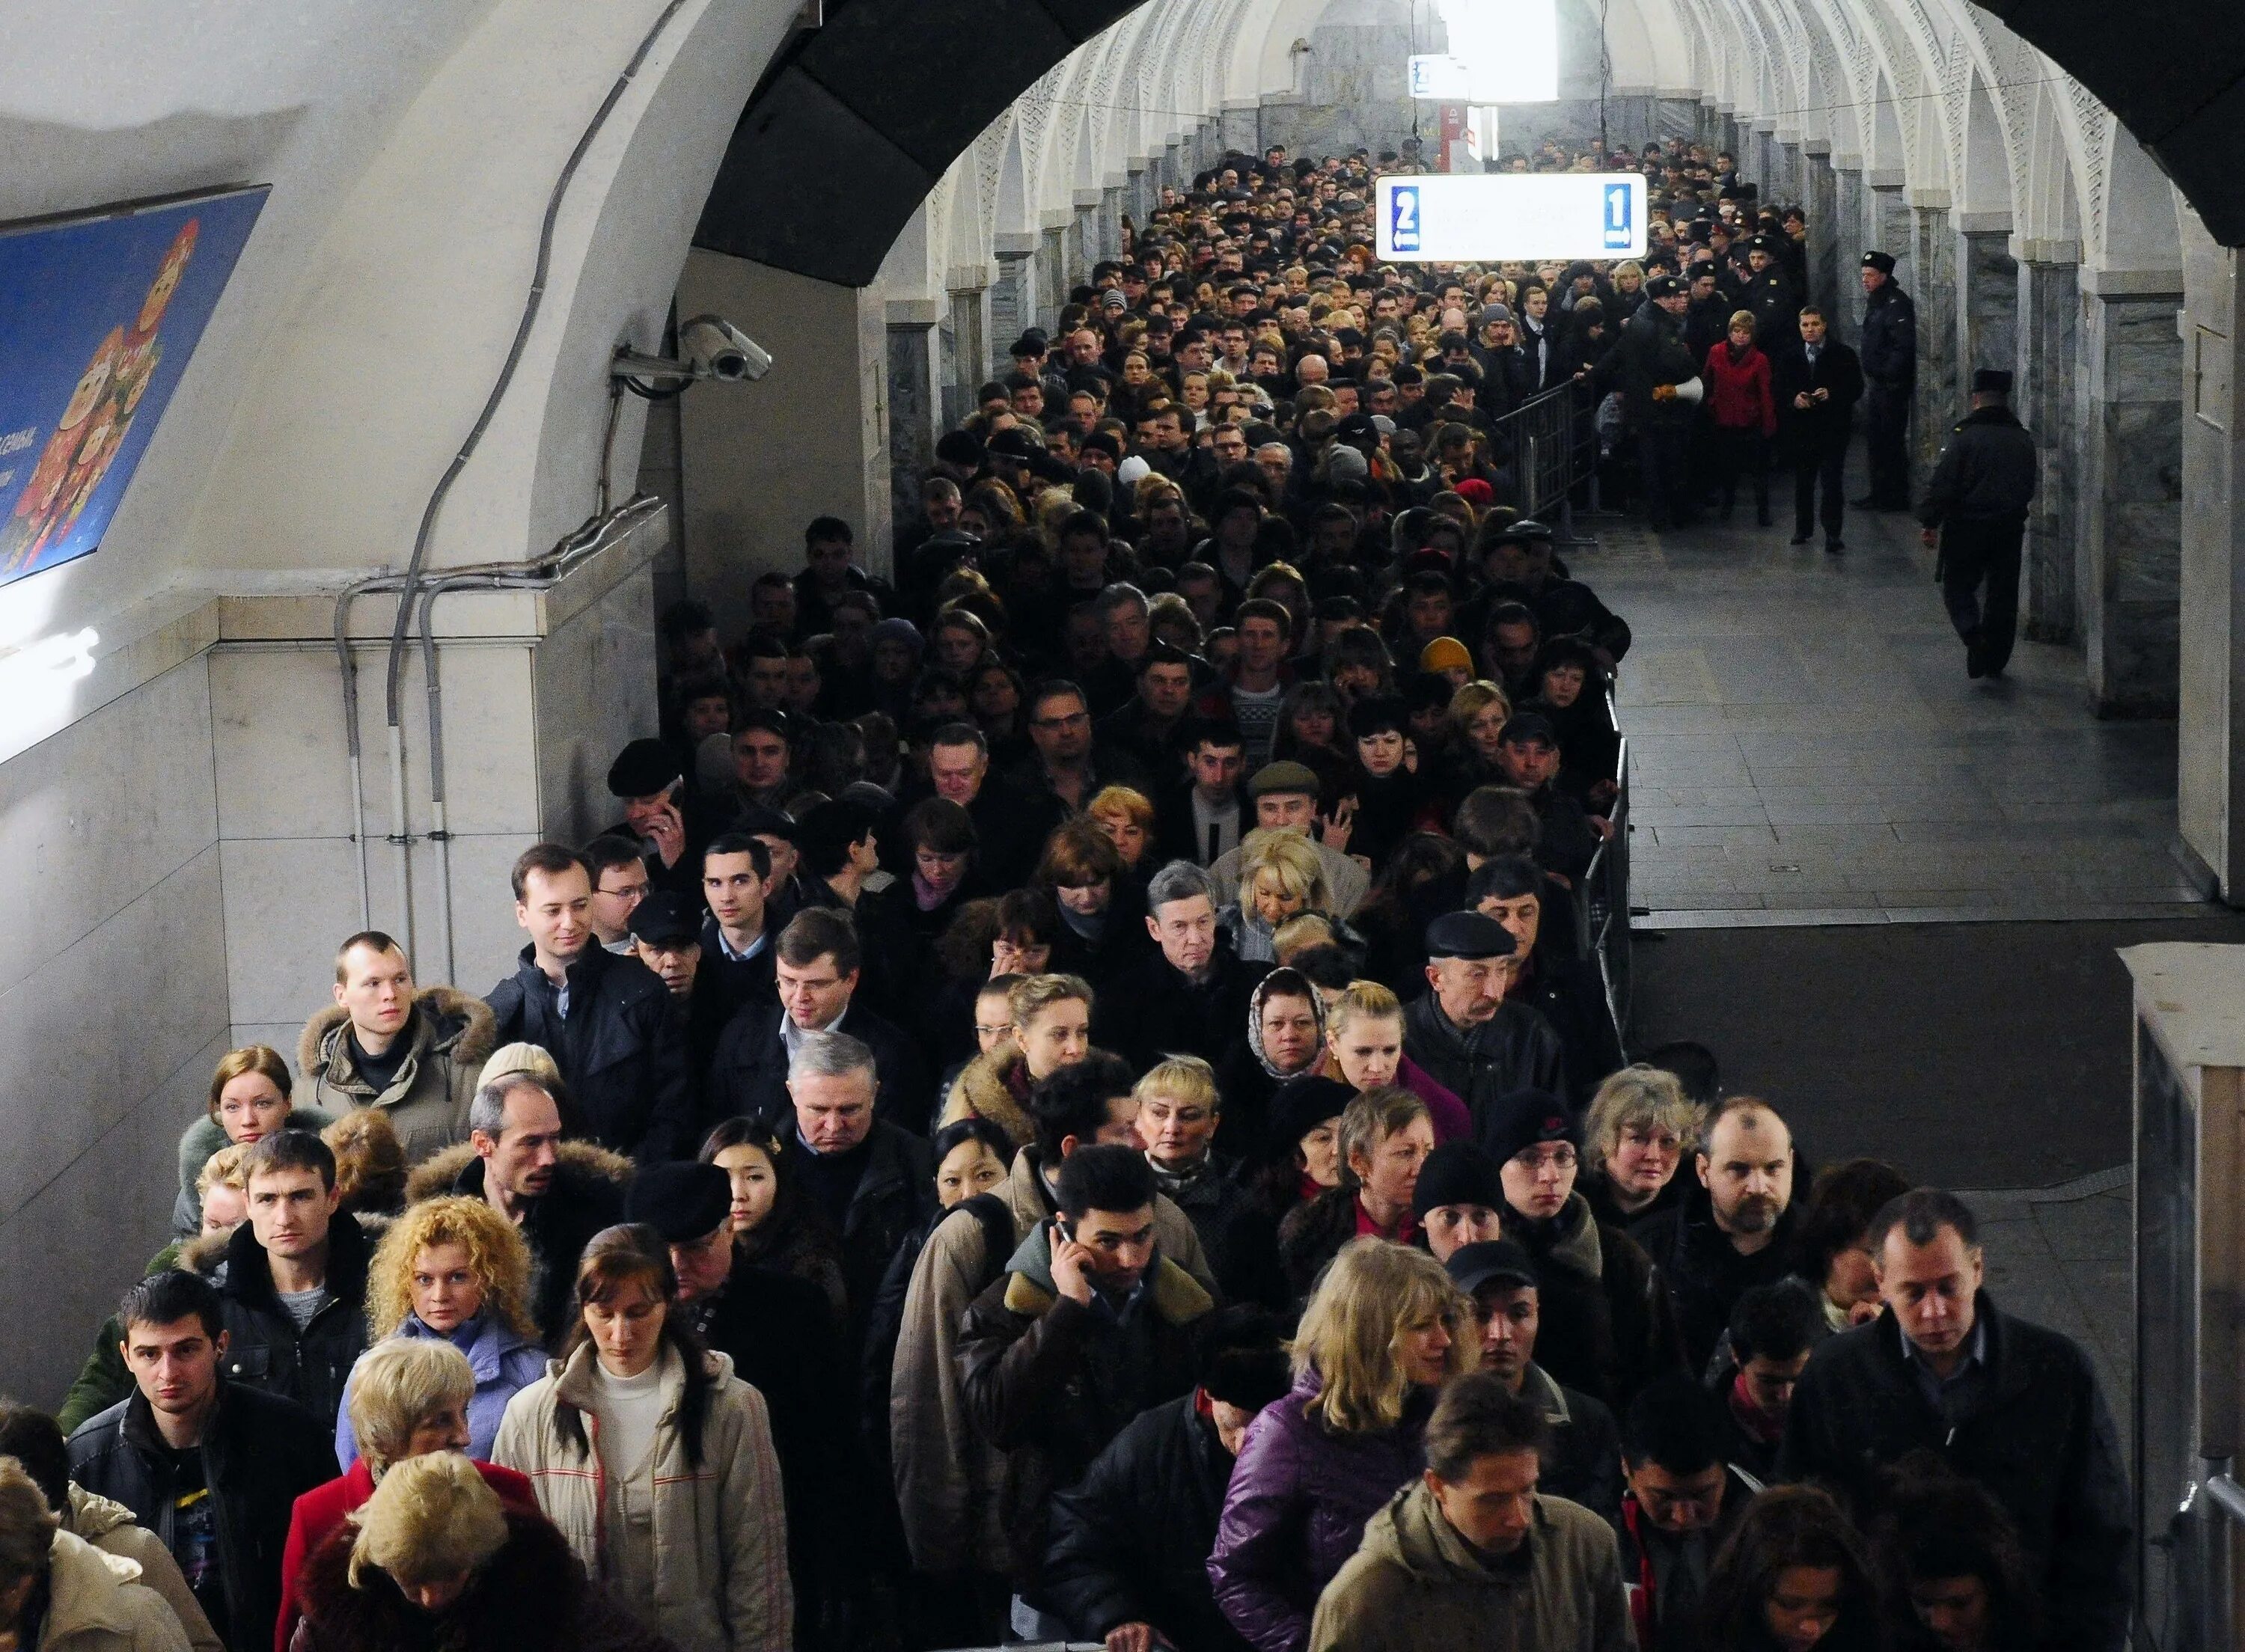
1771, 308, 1864, 553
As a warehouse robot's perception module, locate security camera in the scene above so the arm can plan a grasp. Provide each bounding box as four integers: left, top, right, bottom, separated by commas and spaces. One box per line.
679, 315, 772, 382
611, 315, 775, 387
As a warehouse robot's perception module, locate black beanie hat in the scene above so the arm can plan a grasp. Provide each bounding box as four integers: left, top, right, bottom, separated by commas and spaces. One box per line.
1411, 1141, 1507, 1219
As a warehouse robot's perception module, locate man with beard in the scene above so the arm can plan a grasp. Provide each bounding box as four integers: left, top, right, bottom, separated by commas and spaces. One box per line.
1629, 1095, 1804, 1371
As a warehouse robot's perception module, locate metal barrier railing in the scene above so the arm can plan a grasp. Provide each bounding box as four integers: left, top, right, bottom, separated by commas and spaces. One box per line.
1571, 694, 1632, 1044
1486, 379, 1604, 539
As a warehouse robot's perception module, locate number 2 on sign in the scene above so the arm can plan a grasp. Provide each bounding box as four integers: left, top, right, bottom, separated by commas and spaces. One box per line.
1392, 185, 1420, 253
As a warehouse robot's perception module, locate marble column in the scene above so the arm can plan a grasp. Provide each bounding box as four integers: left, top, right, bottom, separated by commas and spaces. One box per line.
1221, 101, 1259, 154
1655, 97, 1698, 145
2075, 283, 2185, 715
944, 284, 988, 429
1804, 150, 1839, 313
2016, 258, 2080, 643
1074, 198, 1099, 281
989, 248, 1036, 373
1099, 187, 1124, 263
885, 308, 940, 533
1127, 165, 1150, 222
1909, 206, 1959, 491
1832, 167, 1866, 344
2176, 227, 2245, 894
1037, 225, 1067, 334
1958, 230, 2018, 382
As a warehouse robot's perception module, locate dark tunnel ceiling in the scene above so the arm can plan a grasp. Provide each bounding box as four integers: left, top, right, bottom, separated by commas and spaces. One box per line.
696, 0, 2245, 286
695, 0, 1149, 286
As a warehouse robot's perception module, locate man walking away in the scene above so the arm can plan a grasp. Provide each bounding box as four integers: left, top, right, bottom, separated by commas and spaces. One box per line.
1919, 369, 2038, 679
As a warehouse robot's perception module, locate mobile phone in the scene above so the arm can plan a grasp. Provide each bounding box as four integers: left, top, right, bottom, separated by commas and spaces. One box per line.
1053, 1217, 1077, 1246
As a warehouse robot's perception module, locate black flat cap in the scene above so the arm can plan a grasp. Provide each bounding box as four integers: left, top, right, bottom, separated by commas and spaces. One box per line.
623, 1161, 731, 1242
1426, 911, 1516, 960
627, 891, 699, 948
606, 738, 680, 799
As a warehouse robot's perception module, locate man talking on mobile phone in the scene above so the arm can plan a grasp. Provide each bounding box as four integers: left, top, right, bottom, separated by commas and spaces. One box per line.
603, 736, 717, 899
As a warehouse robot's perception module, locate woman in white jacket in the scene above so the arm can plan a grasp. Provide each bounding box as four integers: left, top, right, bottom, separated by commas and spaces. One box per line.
493, 1225, 792, 1652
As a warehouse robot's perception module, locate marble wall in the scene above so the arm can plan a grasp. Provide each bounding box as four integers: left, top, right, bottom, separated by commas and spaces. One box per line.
0, 655, 230, 1407
1959, 232, 2018, 379
1832, 168, 1866, 345
1806, 156, 1840, 316
2076, 290, 2185, 715
2018, 260, 2082, 643
2177, 228, 2245, 891
1910, 207, 1960, 491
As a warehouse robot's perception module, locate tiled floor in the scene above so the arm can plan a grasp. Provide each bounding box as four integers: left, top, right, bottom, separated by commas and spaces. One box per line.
1587, 504, 2216, 926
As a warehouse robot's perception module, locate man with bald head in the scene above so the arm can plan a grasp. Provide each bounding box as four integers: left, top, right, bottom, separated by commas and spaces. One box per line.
1628, 1094, 1803, 1370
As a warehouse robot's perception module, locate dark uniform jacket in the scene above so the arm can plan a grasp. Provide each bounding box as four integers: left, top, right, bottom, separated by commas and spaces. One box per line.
1044, 1392, 1255, 1652
1778, 1295, 2132, 1652
68, 1382, 337, 1652
212, 1213, 370, 1428
1860, 281, 1918, 390
487, 943, 694, 1162
1596, 302, 1701, 430
1917, 404, 2038, 525
1402, 991, 1567, 1133
1523, 1361, 1625, 1523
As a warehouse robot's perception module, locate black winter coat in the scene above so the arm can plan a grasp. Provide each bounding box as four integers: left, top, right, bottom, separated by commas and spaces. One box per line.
1778, 1296, 2131, 1652
1596, 302, 1701, 430
1859, 281, 1917, 389
1509, 1193, 1687, 1413
68, 1382, 337, 1652
1102, 939, 1272, 1074
431, 1147, 628, 1347
1044, 1393, 1254, 1652
1402, 992, 1567, 1133
1770, 340, 1864, 459
703, 1000, 932, 1136
1629, 1181, 1805, 1375
487, 943, 694, 1161
1523, 1362, 1625, 1523
1512, 952, 1626, 1110
1917, 404, 2038, 527
213, 1211, 371, 1428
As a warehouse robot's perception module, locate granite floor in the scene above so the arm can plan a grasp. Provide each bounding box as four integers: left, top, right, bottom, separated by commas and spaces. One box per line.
1960, 1169, 2133, 1425
1589, 501, 2214, 927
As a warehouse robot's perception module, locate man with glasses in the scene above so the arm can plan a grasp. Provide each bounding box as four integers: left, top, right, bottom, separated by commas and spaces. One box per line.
584, 836, 652, 954
1010, 679, 1144, 815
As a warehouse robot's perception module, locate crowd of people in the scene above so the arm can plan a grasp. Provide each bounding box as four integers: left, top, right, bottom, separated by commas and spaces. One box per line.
4, 135, 2116, 1652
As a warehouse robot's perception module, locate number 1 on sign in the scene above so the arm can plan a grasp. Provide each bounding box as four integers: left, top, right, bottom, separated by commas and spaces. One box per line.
1604, 183, 1631, 249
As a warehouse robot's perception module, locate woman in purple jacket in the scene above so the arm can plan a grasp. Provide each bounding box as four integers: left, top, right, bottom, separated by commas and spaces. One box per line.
1206, 1239, 1476, 1652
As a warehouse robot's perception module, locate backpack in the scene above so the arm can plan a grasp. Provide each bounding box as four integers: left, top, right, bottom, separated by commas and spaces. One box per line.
858, 1190, 1017, 1466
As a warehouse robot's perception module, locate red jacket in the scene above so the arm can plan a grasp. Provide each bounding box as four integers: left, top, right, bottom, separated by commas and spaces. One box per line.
275, 1457, 537, 1652
1703, 341, 1776, 435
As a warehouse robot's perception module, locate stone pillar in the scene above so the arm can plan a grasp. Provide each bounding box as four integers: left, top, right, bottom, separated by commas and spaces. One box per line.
1127, 165, 1150, 222
2177, 225, 2245, 894
885, 302, 940, 536
1099, 188, 1124, 263
1803, 148, 1839, 313
1038, 225, 1067, 334
1831, 166, 1866, 343
1957, 228, 2018, 382
1221, 101, 1259, 154
2075, 278, 2185, 716
944, 281, 988, 431
1655, 97, 1698, 145
2016, 256, 2080, 643
1909, 204, 1958, 492
1074, 197, 1100, 280
989, 245, 1036, 373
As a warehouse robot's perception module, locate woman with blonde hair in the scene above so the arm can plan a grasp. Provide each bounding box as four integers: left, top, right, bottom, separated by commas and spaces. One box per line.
1222, 831, 1330, 964
1438, 679, 1513, 804
174, 1044, 334, 1235
278, 1339, 541, 1651
290, 1451, 660, 1652
340, 1195, 544, 1466
495, 1226, 791, 1652
1084, 784, 1156, 878
1313, 980, 1470, 1142
1209, 1239, 1474, 1652
1577, 1063, 1704, 1229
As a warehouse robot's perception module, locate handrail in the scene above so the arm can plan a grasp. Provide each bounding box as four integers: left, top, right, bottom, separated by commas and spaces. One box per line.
2205, 1470, 2245, 1526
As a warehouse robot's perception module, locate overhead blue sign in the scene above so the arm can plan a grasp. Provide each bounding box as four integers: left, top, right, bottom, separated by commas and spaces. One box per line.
1604, 183, 1634, 251
1374, 174, 1649, 262
1389, 185, 1422, 254
0, 187, 266, 591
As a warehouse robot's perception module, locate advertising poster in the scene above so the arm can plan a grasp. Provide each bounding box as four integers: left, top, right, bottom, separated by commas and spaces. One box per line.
0, 186, 267, 590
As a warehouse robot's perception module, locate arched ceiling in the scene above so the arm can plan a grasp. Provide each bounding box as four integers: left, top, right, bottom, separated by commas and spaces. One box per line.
1976, 0, 2245, 244
695, 0, 2245, 284
694, 0, 1143, 284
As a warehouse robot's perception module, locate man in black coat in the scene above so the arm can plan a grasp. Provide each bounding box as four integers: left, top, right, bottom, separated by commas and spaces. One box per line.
1780, 1190, 2131, 1652
212, 1132, 370, 1428
488, 842, 694, 1162
1403, 911, 1567, 1129
1592, 273, 1702, 530
1630, 1095, 1804, 1374
1856, 250, 1918, 510
1102, 860, 1270, 1071
1918, 370, 2039, 679
1771, 307, 1864, 552
1043, 1307, 1292, 1652
70, 1270, 337, 1652
704, 905, 929, 1134
627, 1163, 855, 1645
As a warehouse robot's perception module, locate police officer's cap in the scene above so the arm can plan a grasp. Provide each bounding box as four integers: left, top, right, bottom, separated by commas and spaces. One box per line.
1971, 368, 2014, 396
1861, 250, 1896, 275
1643, 274, 1684, 299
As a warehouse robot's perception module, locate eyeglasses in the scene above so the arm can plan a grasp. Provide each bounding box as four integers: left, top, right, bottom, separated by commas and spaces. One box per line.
1516, 1145, 1577, 1174
974, 1022, 1015, 1038
1033, 711, 1090, 729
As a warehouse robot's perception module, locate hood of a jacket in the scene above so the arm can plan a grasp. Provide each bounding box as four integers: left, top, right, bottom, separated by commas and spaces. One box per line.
1514, 1191, 1603, 1282
551, 1338, 737, 1414
1360, 1478, 1527, 1588
998, 1217, 1214, 1325
64, 1484, 140, 1543
1244, 967, 1329, 1079
404, 1138, 635, 1206
299, 985, 498, 1098
43, 1529, 150, 1641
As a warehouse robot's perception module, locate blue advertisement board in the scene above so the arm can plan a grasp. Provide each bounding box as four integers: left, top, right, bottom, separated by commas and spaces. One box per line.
0, 186, 267, 590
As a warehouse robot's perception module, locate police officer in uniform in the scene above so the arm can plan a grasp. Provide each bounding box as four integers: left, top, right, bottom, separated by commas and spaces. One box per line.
1856, 250, 1918, 511
1918, 368, 2038, 679
1740, 235, 1799, 348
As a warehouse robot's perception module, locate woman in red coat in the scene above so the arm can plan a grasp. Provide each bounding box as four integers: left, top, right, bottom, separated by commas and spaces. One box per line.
275, 1340, 537, 1652
1705, 310, 1777, 524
